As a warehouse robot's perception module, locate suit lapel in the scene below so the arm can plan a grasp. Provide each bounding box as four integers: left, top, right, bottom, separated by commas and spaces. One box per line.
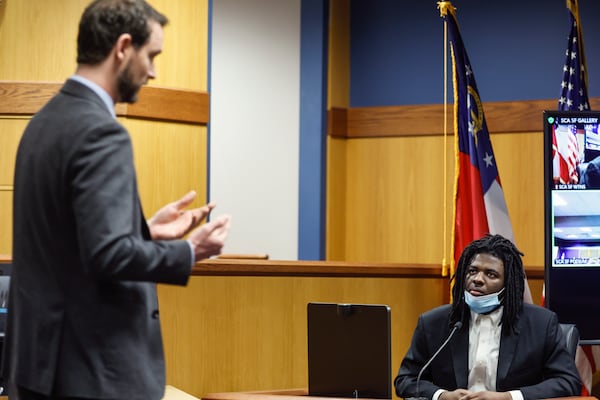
451, 323, 470, 389
496, 317, 521, 385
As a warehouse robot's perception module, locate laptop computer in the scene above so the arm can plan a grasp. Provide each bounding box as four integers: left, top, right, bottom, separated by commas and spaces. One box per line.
307, 302, 392, 399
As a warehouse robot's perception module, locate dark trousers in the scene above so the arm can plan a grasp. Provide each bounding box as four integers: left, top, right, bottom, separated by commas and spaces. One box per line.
11, 385, 107, 400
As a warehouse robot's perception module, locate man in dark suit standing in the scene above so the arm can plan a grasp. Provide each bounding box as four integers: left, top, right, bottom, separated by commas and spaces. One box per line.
2, 1, 231, 399
395, 235, 580, 400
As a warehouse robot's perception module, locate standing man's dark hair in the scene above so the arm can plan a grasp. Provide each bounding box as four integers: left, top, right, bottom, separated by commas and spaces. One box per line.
77, 0, 168, 65
449, 234, 525, 333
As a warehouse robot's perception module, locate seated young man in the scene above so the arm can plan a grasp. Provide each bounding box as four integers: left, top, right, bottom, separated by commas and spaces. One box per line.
395, 234, 580, 400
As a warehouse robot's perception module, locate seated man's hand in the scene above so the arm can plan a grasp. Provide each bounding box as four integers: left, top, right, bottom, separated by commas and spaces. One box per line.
451, 390, 512, 400
148, 191, 213, 240
440, 389, 472, 400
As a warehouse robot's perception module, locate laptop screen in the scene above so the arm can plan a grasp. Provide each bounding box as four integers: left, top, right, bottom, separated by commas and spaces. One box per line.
307, 302, 392, 399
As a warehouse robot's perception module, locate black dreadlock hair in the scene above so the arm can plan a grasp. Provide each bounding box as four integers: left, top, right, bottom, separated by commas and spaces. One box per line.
449, 234, 525, 334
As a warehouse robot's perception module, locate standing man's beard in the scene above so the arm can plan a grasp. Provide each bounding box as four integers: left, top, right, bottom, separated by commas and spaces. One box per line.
117, 62, 142, 104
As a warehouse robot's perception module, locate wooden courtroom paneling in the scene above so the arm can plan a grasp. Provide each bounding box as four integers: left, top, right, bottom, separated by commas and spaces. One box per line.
0, 0, 211, 253
0, 191, 11, 255
326, 96, 556, 269
127, 119, 208, 216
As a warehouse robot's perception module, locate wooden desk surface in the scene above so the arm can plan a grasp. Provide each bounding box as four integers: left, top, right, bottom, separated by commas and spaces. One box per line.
203, 388, 309, 400
202, 389, 597, 400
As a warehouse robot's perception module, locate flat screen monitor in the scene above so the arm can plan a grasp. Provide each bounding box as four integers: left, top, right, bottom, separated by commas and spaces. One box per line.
307, 302, 392, 399
543, 110, 600, 344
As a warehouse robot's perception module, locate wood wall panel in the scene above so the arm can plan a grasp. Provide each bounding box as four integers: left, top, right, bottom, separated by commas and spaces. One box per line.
326, 137, 347, 261
0, 1, 85, 80
0, 117, 27, 185
327, 0, 350, 109
336, 130, 545, 269
127, 119, 208, 214
491, 132, 545, 265
0, 191, 12, 254
344, 135, 454, 264
151, 0, 209, 91
327, 99, 569, 268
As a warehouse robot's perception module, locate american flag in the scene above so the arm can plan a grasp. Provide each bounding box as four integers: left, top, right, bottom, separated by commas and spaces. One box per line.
556, 0, 598, 396
558, 0, 589, 112
553, 0, 588, 185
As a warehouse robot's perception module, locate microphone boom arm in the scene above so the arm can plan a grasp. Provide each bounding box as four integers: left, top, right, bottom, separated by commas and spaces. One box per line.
413, 321, 463, 399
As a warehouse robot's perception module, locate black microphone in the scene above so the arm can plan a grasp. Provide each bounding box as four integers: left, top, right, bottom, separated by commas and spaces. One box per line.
407, 321, 463, 400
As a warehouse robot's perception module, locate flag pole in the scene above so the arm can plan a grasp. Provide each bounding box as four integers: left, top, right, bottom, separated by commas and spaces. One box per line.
441, 3, 449, 278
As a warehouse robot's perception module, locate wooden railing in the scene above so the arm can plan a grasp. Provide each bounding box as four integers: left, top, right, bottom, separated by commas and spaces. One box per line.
1, 254, 545, 280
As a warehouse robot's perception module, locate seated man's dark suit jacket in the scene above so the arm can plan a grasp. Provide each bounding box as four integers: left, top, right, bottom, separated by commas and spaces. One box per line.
2, 79, 192, 400
395, 303, 581, 400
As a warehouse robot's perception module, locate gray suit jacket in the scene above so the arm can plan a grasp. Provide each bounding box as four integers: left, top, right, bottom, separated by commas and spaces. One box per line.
3, 79, 192, 399
395, 303, 581, 400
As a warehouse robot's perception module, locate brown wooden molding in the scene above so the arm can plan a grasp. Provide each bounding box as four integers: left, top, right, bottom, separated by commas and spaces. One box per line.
194, 259, 444, 278
329, 97, 600, 138
193, 258, 546, 279
0, 81, 62, 115
117, 85, 209, 124
0, 81, 209, 124
0, 255, 545, 279
327, 107, 347, 138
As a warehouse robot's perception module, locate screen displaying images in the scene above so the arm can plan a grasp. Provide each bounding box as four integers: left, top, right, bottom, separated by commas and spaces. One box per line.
544, 110, 600, 343
547, 113, 600, 267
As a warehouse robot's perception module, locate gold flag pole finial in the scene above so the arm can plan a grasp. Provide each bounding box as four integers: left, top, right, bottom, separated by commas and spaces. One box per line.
437, 1, 456, 18
566, 0, 578, 16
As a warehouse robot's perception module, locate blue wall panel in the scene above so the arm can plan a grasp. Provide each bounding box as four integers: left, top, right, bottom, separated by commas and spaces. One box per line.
350, 0, 600, 106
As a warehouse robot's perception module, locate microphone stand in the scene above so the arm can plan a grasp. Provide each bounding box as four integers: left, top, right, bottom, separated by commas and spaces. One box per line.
406, 321, 463, 400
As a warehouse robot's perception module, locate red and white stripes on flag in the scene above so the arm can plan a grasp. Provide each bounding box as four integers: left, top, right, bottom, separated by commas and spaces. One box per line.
552, 123, 581, 184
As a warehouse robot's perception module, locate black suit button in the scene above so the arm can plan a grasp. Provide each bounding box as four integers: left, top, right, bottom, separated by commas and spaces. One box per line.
152, 310, 159, 319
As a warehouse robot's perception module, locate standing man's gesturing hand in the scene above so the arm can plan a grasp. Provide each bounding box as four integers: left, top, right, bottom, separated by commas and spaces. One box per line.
147, 190, 214, 240
187, 214, 231, 261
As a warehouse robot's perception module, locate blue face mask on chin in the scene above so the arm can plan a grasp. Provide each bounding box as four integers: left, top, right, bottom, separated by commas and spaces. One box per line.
464, 288, 505, 314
